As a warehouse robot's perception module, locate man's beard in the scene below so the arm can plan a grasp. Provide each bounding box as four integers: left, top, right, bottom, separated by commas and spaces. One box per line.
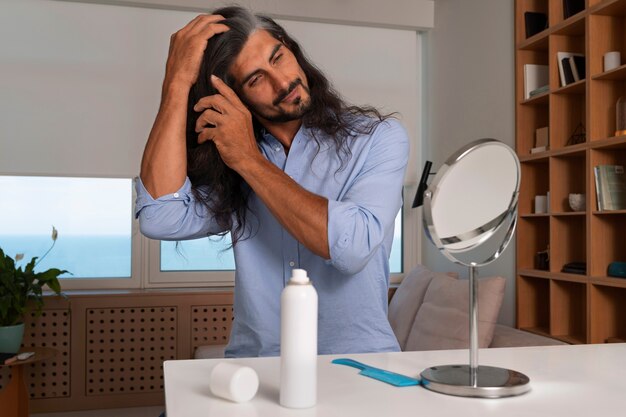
246, 79, 312, 123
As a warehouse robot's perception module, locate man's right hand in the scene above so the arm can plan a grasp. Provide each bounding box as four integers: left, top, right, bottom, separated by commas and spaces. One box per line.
164, 14, 229, 90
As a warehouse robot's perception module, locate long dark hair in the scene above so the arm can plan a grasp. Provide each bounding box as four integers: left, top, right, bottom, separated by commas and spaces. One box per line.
186, 6, 394, 245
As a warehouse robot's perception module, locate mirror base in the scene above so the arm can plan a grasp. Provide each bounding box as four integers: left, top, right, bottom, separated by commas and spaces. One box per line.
421, 364, 530, 398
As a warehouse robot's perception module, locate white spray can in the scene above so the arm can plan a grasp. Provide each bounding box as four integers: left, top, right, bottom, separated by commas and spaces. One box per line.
279, 268, 318, 408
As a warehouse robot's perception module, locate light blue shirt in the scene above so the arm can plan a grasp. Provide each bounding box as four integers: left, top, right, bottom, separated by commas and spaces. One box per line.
135, 118, 409, 357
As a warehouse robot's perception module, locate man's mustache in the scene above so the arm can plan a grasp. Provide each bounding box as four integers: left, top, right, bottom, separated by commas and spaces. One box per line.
273, 79, 304, 105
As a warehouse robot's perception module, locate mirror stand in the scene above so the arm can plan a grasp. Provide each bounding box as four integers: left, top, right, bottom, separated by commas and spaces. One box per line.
420, 264, 530, 398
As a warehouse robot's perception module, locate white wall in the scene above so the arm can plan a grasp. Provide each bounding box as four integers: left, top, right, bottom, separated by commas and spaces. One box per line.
422, 0, 516, 325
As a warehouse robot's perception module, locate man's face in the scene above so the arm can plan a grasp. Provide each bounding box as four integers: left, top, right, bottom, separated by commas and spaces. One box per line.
229, 29, 311, 123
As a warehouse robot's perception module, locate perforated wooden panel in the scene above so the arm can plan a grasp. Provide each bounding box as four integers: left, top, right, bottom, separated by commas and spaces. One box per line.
0, 308, 71, 399
85, 306, 177, 396
190, 305, 234, 352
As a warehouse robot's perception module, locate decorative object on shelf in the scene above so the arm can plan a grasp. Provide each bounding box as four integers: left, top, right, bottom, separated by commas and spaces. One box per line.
607, 261, 626, 279
524, 11, 548, 38
534, 195, 548, 214
566, 122, 585, 146
594, 165, 626, 211
420, 139, 530, 398
523, 64, 548, 100
604, 51, 621, 72
531, 126, 549, 154
616, 96, 626, 136
561, 262, 586, 275
534, 247, 549, 271
557, 52, 583, 87
568, 193, 585, 211
0, 226, 67, 354
568, 55, 585, 81
563, 0, 584, 19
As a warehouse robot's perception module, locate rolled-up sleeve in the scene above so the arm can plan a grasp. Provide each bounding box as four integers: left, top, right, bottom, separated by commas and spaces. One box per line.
135, 177, 227, 241
327, 120, 409, 275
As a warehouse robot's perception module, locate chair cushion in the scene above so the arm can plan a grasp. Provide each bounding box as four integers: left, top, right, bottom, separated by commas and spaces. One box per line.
388, 265, 457, 350
404, 274, 505, 351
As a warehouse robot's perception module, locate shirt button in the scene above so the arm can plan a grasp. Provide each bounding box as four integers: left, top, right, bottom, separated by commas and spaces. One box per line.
173, 193, 179, 198
289, 261, 295, 267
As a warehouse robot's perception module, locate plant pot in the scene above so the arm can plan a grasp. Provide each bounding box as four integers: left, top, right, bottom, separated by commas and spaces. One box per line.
0, 322, 25, 353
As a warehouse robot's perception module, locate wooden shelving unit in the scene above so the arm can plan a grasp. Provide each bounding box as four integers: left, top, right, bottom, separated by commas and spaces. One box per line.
515, 0, 626, 344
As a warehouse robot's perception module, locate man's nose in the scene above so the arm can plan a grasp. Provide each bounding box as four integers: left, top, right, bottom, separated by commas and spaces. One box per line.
271, 70, 291, 91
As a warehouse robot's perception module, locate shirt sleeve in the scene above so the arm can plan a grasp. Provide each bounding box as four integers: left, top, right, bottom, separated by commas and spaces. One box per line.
134, 176, 227, 241
326, 119, 409, 275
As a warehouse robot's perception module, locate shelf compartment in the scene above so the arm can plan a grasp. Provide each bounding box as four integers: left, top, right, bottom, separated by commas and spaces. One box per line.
550, 152, 586, 213
590, 213, 626, 276
589, 14, 626, 78
519, 160, 550, 214
590, 284, 626, 343
550, 280, 587, 343
517, 49, 550, 106
589, 79, 626, 141
517, 275, 550, 332
549, 34, 586, 91
551, 215, 586, 274
592, 0, 626, 17
590, 148, 626, 211
550, 93, 586, 149
516, 0, 550, 44
517, 216, 550, 270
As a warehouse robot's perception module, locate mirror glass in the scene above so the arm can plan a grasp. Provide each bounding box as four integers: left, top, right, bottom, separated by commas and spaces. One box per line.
425, 139, 520, 262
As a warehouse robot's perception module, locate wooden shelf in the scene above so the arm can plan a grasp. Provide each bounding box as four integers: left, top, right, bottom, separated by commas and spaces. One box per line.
591, 63, 626, 80
590, 276, 626, 288
553, 79, 585, 94
552, 211, 586, 216
515, 0, 626, 346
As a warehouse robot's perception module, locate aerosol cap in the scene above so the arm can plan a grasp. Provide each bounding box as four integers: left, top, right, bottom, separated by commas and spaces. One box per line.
290, 268, 310, 284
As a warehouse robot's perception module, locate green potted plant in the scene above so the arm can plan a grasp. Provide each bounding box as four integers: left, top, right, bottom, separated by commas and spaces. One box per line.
0, 226, 67, 353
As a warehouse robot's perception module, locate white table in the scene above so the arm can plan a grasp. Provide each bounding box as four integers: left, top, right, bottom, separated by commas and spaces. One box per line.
164, 343, 626, 417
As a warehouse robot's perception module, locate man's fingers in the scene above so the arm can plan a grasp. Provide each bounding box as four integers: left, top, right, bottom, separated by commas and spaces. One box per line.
211, 75, 245, 107
186, 14, 226, 33
195, 110, 221, 133
194, 94, 230, 114
197, 128, 217, 144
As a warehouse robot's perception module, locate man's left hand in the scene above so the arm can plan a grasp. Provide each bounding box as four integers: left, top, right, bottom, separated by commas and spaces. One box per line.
193, 75, 260, 170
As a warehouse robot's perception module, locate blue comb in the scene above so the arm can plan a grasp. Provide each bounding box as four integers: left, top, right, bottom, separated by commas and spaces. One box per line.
332, 358, 421, 387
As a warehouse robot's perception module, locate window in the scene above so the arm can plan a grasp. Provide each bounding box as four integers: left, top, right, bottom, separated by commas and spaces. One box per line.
0, 176, 139, 288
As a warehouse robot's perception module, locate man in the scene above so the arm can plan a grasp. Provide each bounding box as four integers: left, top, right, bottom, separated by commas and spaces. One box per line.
136, 6, 409, 357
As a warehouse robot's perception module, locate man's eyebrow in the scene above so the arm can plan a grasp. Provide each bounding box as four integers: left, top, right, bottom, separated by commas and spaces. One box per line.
240, 43, 283, 86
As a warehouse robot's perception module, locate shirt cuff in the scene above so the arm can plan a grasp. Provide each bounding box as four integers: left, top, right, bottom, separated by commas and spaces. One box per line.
326, 198, 356, 272
134, 177, 193, 219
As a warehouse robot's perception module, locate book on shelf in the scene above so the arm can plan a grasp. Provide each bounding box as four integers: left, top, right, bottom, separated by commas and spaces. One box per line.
524, 64, 548, 100
569, 55, 585, 81
524, 12, 548, 38
594, 165, 626, 211
557, 52, 584, 87
563, 0, 585, 19
530, 145, 547, 154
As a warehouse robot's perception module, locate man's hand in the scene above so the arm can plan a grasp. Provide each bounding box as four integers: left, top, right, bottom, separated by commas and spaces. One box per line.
164, 15, 229, 90
193, 75, 261, 170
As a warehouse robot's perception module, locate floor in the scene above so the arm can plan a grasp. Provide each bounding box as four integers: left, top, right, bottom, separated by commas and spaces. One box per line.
32, 406, 164, 417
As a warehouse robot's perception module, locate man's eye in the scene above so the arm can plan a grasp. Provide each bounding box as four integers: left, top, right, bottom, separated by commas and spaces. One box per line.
249, 75, 261, 87
273, 54, 283, 64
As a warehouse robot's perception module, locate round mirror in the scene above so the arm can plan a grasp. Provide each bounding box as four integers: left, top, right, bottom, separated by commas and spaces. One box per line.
423, 139, 520, 266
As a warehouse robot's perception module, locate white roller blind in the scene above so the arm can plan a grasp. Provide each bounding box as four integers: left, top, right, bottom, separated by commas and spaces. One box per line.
0, 0, 420, 182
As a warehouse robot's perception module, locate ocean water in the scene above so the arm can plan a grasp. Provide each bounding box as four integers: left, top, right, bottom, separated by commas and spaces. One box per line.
0, 235, 131, 278
0, 234, 402, 279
